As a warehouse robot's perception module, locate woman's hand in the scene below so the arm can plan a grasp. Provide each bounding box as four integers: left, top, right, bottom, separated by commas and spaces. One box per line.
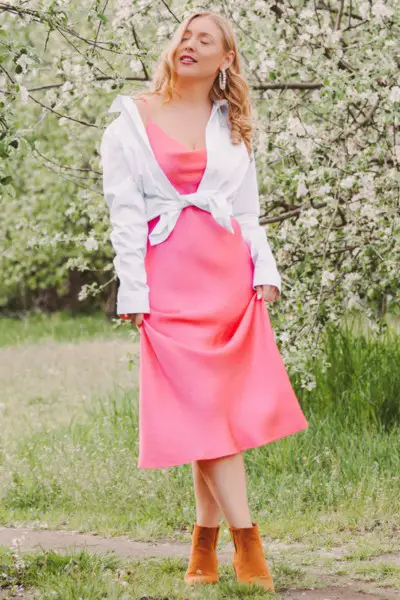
255, 285, 280, 303
119, 313, 144, 329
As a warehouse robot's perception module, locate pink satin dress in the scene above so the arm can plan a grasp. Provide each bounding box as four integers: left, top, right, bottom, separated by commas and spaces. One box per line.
126, 100, 309, 469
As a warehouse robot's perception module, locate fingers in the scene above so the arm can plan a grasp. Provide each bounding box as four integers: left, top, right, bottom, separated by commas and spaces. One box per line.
135, 314, 144, 329
255, 285, 280, 303
119, 314, 145, 329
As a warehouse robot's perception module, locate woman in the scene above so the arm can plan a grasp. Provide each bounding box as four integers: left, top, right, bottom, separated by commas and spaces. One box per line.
101, 9, 309, 592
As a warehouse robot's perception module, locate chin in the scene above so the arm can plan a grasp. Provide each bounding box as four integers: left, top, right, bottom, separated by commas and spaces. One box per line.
176, 62, 199, 74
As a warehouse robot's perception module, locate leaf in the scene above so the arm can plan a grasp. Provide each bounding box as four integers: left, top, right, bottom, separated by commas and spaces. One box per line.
0, 142, 10, 158
24, 135, 37, 150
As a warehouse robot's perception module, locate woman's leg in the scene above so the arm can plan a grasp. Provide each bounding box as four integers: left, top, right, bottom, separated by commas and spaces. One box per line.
191, 460, 223, 527
191, 454, 274, 592
196, 452, 253, 528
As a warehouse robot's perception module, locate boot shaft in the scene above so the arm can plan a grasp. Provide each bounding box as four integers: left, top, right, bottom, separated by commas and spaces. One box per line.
191, 522, 220, 549
228, 521, 275, 592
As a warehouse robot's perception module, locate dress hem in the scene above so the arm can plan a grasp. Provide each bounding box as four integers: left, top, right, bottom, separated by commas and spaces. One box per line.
137, 420, 309, 470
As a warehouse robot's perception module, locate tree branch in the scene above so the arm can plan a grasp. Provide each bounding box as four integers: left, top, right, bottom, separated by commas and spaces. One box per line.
253, 82, 323, 91
33, 147, 102, 176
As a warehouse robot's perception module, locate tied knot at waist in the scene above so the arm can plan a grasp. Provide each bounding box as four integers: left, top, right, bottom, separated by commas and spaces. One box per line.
147, 190, 235, 246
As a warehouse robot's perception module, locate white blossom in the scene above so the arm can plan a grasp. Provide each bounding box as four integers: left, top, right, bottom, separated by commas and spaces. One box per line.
299, 9, 314, 21
84, 237, 98, 251
346, 294, 362, 309
129, 58, 143, 72
325, 29, 342, 48
340, 176, 356, 189
287, 116, 305, 136
299, 208, 319, 228
372, 1, 393, 20
116, 0, 132, 21
16, 54, 33, 73
296, 177, 309, 198
388, 86, 400, 103
20, 86, 29, 105
359, 2, 370, 19
321, 270, 335, 286
296, 138, 315, 162
61, 81, 73, 92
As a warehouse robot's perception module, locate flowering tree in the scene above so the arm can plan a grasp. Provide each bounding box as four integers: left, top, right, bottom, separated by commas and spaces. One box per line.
1, 0, 399, 389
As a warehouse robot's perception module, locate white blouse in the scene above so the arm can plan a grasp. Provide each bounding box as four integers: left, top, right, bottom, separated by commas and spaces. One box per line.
100, 94, 282, 315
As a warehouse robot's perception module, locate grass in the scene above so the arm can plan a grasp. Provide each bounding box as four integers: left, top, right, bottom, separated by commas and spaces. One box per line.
0, 309, 132, 347
1, 531, 399, 598
1, 389, 398, 539
0, 310, 399, 598
0, 547, 285, 598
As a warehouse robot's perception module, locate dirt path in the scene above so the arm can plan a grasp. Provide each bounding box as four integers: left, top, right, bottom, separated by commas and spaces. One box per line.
1, 526, 399, 599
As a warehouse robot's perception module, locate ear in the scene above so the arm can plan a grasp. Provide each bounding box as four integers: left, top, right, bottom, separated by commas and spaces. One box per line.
221, 50, 235, 71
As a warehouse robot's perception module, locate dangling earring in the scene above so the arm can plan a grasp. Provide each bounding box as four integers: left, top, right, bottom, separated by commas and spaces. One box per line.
219, 68, 227, 91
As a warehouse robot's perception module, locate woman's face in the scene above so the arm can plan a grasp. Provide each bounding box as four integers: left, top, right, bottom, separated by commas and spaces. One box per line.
174, 16, 234, 82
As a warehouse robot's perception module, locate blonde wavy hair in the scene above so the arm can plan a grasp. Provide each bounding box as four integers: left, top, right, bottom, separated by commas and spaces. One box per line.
133, 10, 254, 157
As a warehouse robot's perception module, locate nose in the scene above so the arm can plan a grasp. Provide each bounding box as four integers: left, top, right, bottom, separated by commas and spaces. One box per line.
181, 36, 196, 51
183, 42, 195, 52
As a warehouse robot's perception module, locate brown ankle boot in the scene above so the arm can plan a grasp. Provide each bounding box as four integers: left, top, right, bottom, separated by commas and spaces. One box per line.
184, 523, 220, 584
229, 521, 275, 592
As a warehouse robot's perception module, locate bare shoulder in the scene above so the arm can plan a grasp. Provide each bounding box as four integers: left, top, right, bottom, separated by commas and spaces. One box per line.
132, 92, 162, 125
130, 93, 148, 126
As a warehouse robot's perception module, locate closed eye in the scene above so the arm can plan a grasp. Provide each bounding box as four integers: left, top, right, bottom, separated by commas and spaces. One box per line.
181, 37, 210, 45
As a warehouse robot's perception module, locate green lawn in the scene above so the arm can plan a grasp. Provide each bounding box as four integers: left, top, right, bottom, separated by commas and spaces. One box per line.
0, 310, 132, 347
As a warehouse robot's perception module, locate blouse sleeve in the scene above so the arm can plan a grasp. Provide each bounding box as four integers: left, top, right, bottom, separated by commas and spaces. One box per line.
100, 124, 150, 315
232, 150, 282, 294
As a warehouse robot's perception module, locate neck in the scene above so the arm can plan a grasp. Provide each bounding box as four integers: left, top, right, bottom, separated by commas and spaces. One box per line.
172, 79, 214, 109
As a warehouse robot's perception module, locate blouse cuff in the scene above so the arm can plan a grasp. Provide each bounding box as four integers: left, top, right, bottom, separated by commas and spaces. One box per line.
252, 264, 282, 294
117, 290, 150, 316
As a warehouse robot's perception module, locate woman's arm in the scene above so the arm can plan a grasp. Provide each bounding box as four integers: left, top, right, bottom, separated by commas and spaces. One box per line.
100, 122, 150, 315
232, 150, 282, 295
